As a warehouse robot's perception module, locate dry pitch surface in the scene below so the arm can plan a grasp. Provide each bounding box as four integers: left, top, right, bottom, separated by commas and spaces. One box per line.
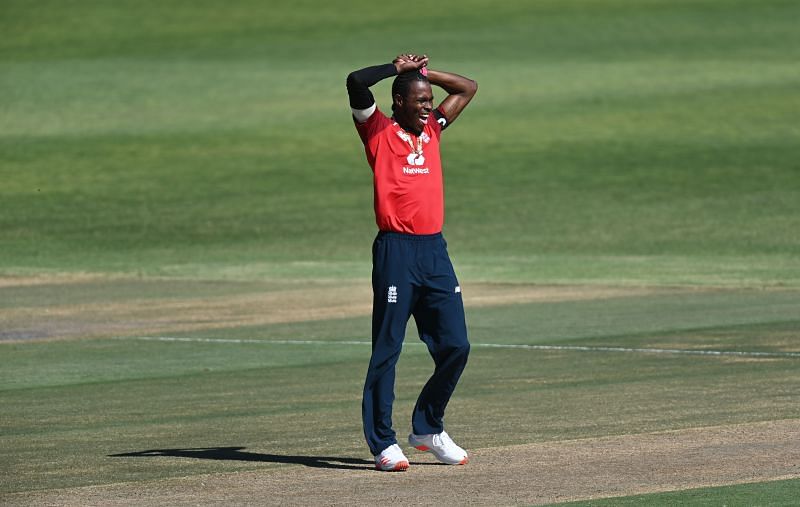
2, 276, 799, 505
5, 420, 799, 506
1, 277, 660, 342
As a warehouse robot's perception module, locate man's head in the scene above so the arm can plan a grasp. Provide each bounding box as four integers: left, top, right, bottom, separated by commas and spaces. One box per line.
392, 71, 433, 135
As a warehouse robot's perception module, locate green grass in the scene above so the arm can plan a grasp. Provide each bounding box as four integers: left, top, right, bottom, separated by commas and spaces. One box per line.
554, 478, 800, 506
2, 287, 799, 493
2, 0, 800, 503
2, 0, 799, 283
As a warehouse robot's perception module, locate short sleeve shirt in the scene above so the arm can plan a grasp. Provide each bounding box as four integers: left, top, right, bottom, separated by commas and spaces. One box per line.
354, 107, 448, 235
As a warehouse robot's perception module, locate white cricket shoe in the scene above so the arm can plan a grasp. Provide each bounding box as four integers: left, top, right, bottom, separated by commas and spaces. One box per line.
374, 443, 410, 471
408, 430, 469, 465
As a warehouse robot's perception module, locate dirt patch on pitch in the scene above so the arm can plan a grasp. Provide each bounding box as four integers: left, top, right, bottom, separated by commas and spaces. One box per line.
6, 419, 799, 506
0, 272, 112, 288
0, 278, 664, 341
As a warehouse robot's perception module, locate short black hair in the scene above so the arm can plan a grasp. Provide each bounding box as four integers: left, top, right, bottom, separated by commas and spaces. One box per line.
391, 71, 428, 111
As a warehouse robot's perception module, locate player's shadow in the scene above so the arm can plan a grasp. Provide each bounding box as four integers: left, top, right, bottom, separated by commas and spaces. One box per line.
109, 447, 441, 470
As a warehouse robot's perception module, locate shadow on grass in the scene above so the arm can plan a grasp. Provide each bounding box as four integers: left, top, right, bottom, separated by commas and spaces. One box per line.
109, 447, 442, 471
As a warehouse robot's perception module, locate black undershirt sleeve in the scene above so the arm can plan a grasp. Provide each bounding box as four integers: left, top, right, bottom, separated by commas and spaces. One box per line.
433, 108, 450, 131
346, 63, 397, 110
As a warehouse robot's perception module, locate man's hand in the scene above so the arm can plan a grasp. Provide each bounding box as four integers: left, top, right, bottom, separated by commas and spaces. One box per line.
393, 53, 429, 74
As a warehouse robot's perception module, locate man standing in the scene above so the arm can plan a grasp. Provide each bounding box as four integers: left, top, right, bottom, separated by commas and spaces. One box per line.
346, 54, 478, 471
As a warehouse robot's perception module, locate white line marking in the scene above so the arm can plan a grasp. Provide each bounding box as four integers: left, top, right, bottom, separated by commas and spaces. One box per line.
120, 336, 800, 359
125, 336, 371, 346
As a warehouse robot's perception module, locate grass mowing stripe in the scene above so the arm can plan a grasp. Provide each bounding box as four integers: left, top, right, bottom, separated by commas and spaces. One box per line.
122, 336, 800, 359
551, 477, 800, 507
474, 343, 800, 359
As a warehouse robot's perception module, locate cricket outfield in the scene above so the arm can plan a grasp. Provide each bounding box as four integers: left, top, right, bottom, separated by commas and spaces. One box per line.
2, 0, 799, 505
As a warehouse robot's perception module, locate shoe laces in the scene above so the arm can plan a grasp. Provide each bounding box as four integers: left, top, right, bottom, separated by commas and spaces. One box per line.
432, 431, 455, 450
384, 444, 404, 459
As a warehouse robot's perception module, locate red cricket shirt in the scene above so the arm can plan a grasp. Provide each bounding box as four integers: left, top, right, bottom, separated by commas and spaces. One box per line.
355, 107, 447, 234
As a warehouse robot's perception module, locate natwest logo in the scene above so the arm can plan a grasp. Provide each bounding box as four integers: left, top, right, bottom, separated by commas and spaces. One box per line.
406, 152, 425, 166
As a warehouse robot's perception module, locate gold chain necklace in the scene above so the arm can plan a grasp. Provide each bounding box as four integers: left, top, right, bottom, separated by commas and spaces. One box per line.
394, 117, 425, 155
403, 133, 423, 155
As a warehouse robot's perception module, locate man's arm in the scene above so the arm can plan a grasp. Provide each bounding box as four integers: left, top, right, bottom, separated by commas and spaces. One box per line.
346, 55, 428, 122
427, 69, 478, 125
346, 63, 395, 122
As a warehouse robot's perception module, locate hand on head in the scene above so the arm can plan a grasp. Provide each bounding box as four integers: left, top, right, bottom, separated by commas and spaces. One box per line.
393, 53, 429, 74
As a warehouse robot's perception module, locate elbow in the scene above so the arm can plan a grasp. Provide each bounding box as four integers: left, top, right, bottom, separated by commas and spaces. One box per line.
467, 79, 478, 96
346, 72, 361, 91
457, 78, 477, 99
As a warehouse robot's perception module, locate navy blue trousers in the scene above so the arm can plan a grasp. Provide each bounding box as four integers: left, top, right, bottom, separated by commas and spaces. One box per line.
362, 231, 470, 455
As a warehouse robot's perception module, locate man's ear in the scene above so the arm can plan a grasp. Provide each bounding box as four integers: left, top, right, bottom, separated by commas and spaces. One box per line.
393, 93, 403, 108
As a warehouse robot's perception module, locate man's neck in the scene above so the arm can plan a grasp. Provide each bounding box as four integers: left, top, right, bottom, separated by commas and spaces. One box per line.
393, 116, 421, 136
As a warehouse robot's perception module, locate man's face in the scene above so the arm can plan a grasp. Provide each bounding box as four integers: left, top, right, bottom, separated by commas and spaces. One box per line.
394, 80, 433, 135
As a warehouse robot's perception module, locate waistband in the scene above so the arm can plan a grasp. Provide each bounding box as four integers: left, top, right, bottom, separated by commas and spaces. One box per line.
376, 230, 443, 241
